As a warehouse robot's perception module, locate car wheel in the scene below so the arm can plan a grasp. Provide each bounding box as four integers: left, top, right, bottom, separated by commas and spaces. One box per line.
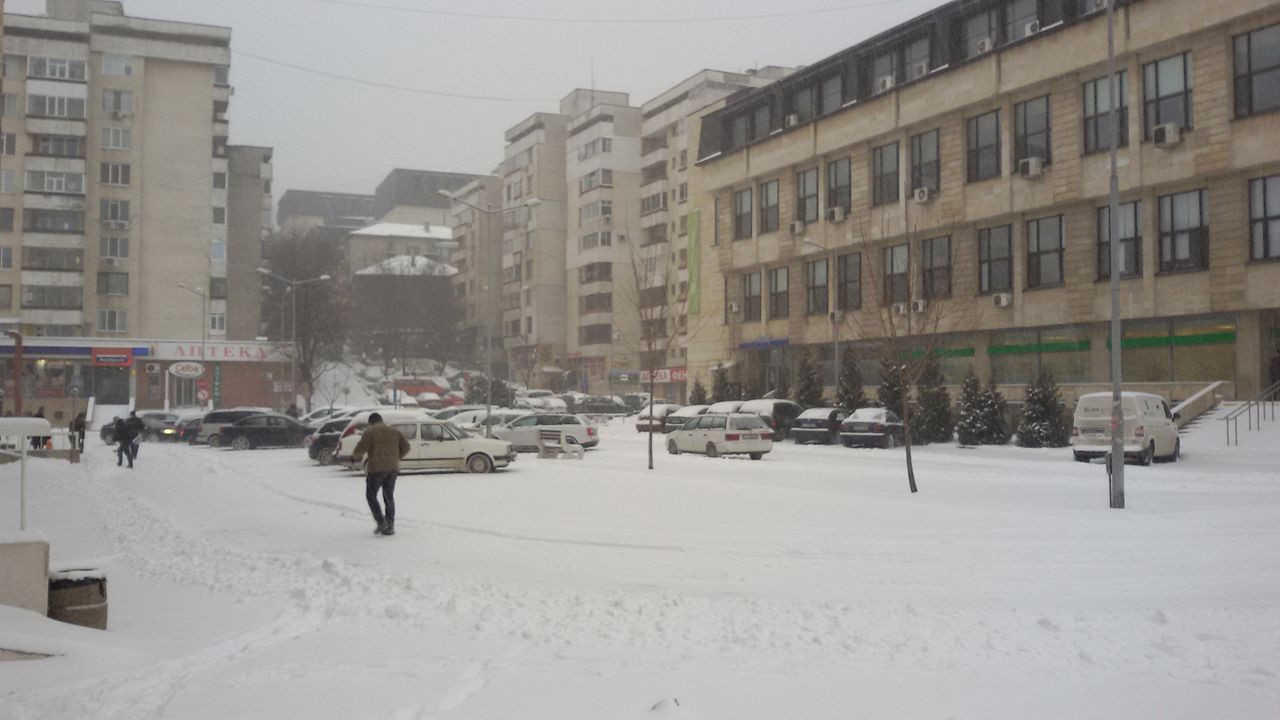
207, 434, 220, 448
318, 447, 335, 466
841, 438, 853, 448
230, 435, 251, 451
1171, 439, 1180, 462
667, 440, 679, 455
1140, 442, 1153, 466
749, 452, 763, 460
467, 453, 494, 473
705, 442, 719, 458
883, 433, 896, 449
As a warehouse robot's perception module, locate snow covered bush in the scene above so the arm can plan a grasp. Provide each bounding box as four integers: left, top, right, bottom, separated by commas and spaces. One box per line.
794, 350, 825, 408
912, 354, 952, 444
1016, 371, 1070, 448
836, 347, 868, 411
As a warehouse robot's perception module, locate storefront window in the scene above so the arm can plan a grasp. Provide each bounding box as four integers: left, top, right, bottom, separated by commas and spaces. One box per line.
1171, 315, 1236, 381
1039, 326, 1091, 382
989, 329, 1039, 385
1120, 318, 1171, 382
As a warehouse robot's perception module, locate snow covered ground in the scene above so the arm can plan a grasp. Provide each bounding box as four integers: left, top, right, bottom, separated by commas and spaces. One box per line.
2, 408, 1279, 719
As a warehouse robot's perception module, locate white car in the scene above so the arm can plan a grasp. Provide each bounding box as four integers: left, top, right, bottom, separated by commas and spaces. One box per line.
1072, 391, 1180, 465
666, 412, 772, 460
635, 403, 682, 432
493, 413, 599, 452
335, 410, 516, 473
450, 408, 525, 435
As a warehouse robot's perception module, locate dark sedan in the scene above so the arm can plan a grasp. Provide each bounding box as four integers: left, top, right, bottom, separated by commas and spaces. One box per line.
791, 408, 848, 444
221, 413, 314, 450
307, 417, 351, 465
176, 416, 201, 444
839, 407, 906, 449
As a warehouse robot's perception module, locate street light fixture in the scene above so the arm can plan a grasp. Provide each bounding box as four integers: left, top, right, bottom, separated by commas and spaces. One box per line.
257, 268, 332, 411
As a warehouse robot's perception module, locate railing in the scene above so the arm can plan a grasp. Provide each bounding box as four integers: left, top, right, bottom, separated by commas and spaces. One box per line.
1224, 379, 1280, 446
1170, 380, 1227, 429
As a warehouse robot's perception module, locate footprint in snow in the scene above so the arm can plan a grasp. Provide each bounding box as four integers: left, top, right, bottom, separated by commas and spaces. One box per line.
1036, 617, 1059, 632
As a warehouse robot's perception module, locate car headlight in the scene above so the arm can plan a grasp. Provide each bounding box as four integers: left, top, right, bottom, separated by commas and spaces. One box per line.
162, 428, 175, 434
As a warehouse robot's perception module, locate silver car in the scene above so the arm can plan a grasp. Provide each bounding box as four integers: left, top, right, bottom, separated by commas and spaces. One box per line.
493, 413, 599, 452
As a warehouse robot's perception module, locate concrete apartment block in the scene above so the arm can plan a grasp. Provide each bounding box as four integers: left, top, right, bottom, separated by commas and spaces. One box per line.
447, 175, 505, 378
226, 145, 272, 341
687, 0, 1280, 402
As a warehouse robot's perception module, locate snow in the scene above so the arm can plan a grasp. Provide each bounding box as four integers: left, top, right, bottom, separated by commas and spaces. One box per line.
1, 407, 1279, 718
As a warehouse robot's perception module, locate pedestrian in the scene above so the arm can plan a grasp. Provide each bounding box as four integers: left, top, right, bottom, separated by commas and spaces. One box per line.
70, 412, 86, 452
31, 407, 46, 450
286, 403, 300, 419
112, 417, 131, 467
124, 411, 145, 464
351, 412, 409, 536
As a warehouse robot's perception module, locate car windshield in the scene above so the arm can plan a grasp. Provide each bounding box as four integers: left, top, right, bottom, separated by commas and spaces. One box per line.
729, 416, 768, 430
798, 408, 836, 419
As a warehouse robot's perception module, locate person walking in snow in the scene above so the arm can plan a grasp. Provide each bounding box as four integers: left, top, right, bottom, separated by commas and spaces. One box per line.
70, 412, 86, 452
351, 412, 409, 536
112, 416, 132, 467
124, 411, 145, 464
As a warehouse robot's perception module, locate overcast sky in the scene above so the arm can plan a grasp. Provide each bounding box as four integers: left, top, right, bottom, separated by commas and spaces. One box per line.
10, 0, 946, 206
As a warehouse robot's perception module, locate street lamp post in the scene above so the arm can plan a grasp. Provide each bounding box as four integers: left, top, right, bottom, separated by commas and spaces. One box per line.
438, 189, 540, 436
177, 283, 208, 409
258, 268, 331, 412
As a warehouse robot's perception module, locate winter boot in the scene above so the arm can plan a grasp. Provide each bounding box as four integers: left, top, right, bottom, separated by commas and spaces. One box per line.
374, 521, 387, 535
380, 521, 395, 536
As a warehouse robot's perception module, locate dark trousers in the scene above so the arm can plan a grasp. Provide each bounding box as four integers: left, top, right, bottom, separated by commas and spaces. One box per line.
365, 471, 398, 525
116, 440, 132, 467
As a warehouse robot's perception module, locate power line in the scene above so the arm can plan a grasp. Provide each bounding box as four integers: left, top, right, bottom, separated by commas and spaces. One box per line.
233, 49, 558, 103
289, 0, 923, 24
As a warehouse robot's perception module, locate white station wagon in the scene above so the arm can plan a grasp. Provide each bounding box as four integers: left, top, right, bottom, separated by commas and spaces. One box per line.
666, 412, 772, 459
335, 410, 516, 474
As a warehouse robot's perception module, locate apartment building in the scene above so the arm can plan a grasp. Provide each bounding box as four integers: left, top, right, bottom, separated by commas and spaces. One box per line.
499, 109, 568, 390
277, 189, 375, 237
687, 0, 1280, 402
373, 168, 484, 226
226, 144, 272, 341
562, 89, 642, 395
636, 68, 793, 401
446, 175, 505, 378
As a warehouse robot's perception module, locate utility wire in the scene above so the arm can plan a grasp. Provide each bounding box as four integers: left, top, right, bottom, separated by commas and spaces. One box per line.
233, 49, 558, 102
290, 0, 922, 24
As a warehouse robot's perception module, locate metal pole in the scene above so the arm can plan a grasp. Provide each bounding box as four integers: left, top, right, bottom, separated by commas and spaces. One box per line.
831, 310, 839, 401
20, 440, 27, 531
291, 282, 298, 411
484, 210, 493, 436
1106, 0, 1125, 509
7, 330, 23, 417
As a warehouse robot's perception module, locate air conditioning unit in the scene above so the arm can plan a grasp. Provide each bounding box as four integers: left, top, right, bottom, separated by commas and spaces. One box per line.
876, 75, 896, 93
975, 38, 994, 54
110, 110, 131, 120
602, 215, 613, 225
727, 301, 740, 314
102, 257, 120, 267
910, 299, 928, 313
826, 206, 846, 223
909, 62, 929, 80
1152, 123, 1182, 148
145, 363, 161, 374
892, 302, 909, 315
105, 220, 129, 230
1018, 156, 1044, 178
1024, 20, 1041, 36
993, 292, 1013, 308
789, 220, 806, 235
784, 113, 800, 127
912, 187, 935, 203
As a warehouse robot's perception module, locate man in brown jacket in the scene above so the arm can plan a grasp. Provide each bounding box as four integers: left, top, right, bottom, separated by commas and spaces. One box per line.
351, 412, 410, 536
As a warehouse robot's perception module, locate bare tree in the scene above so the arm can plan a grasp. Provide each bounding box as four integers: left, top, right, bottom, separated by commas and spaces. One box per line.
313, 361, 354, 413
351, 255, 461, 379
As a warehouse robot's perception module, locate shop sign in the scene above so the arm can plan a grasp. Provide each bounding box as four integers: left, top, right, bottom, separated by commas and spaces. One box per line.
154, 341, 289, 362
92, 348, 133, 366
169, 361, 205, 379
640, 367, 688, 384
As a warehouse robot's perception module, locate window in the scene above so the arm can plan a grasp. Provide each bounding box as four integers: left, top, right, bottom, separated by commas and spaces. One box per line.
101, 54, 135, 76
796, 167, 819, 222
579, 231, 613, 250
884, 244, 909, 304
210, 277, 228, 299
0, 247, 10, 269
837, 252, 862, 310
26, 171, 84, 194
1143, 52, 1193, 138
1235, 24, 1280, 117
978, 225, 1013, 293
759, 180, 779, 233
827, 157, 851, 211
1014, 95, 1051, 164
1006, 0, 1039, 42
213, 172, 227, 189
0, 170, 14, 194
921, 236, 951, 299
27, 95, 86, 119
213, 207, 226, 224
743, 271, 762, 321
3, 54, 23, 78
22, 285, 82, 309
578, 168, 613, 193
101, 199, 130, 223
733, 188, 752, 239
579, 199, 612, 222
1250, 175, 1280, 260
100, 236, 128, 258
0, 285, 10, 309
1083, 71, 1129, 154
97, 271, 128, 296
210, 313, 226, 332
1097, 201, 1142, 278
581, 292, 612, 313
22, 247, 81, 271
910, 130, 939, 193
872, 50, 898, 89
102, 90, 134, 114
967, 110, 1001, 181
101, 127, 131, 150
213, 65, 230, 86
728, 114, 749, 149
25, 209, 84, 233
964, 9, 999, 58
0, 94, 18, 117
1158, 189, 1209, 272
211, 239, 227, 263
579, 262, 612, 283
751, 104, 772, 141
100, 163, 130, 186
807, 259, 829, 315
0, 209, 12, 232
820, 74, 843, 114
769, 267, 789, 318
1027, 215, 1065, 288
872, 142, 899, 205
905, 37, 930, 75
792, 85, 815, 123
27, 57, 86, 81
97, 309, 126, 332
0, 133, 13, 155
35, 135, 84, 157
640, 192, 667, 215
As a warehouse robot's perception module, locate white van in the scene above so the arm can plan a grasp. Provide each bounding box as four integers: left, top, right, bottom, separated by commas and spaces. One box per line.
1071, 391, 1181, 465
335, 410, 516, 473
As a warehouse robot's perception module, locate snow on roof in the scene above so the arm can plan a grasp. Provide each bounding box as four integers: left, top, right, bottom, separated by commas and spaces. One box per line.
349, 223, 453, 241
355, 255, 459, 277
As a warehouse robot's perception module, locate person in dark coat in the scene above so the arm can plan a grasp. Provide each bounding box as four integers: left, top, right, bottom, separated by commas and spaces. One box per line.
70, 412, 86, 452
31, 408, 46, 450
124, 411, 145, 463
112, 417, 131, 467
351, 412, 410, 536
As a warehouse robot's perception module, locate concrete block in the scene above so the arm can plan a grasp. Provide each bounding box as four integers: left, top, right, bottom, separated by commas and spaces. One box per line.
0, 532, 50, 615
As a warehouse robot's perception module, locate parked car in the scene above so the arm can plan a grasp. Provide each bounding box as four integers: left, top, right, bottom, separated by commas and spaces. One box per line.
176, 416, 202, 444
738, 399, 804, 440
139, 412, 182, 442
791, 407, 848, 444
664, 404, 710, 433
415, 392, 445, 410
300, 406, 348, 426
493, 413, 599, 452
433, 404, 488, 421
1072, 391, 1180, 465
839, 407, 906, 448
666, 412, 772, 460
307, 417, 353, 465
449, 408, 526, 435
635, 403, 683, 432
197, 408, 268, 447
576, 396, 633, 416
335, 410, 515, 474
221, 413, 314, 450
621, 393, 651, 411
705, 400, 745, 414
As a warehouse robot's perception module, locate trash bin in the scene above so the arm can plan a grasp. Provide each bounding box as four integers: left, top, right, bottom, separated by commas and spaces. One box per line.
47, 570, 108, 630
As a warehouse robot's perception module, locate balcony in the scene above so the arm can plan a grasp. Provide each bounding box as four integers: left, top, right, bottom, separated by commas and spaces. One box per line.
23, 193, 85, 211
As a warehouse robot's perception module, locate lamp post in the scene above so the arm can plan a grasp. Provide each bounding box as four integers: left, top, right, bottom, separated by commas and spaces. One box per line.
177, 283, 207, 409
258, 268, 331, 411
1105, 0, 1125, 509
438, 189, 540, 436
